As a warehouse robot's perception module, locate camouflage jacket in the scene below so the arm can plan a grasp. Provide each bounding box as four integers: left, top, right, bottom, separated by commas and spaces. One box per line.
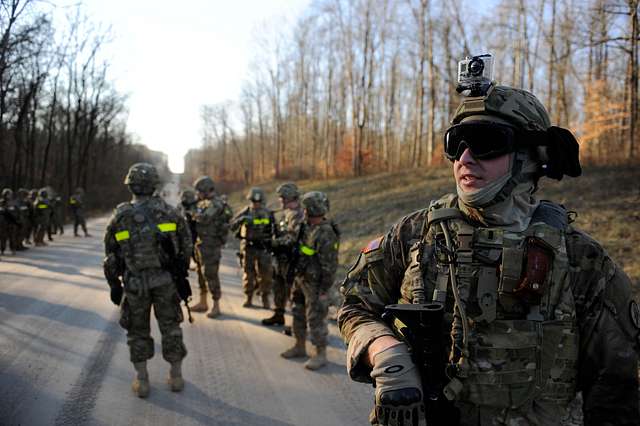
69, 193, 84, 212
193, 195, 232, 244
273, 206, 305, 248
33, 197, 52, 224
338, 194, 639, 425
0, 199, 19, 225
297, 218, 340, 292
103, 195, 192, 292
231, 205, 275, 246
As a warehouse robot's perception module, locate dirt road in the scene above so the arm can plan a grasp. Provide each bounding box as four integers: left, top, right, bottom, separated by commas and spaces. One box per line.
0, 217, 372, 425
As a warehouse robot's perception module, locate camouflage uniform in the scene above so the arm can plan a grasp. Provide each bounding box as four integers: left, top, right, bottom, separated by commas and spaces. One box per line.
33, 189, 52, 246
263, 182, 305, 325
50, 196, 64, 235
192, 176, 233, 318
338, 86, 639, 425
70, 188, 89, 237
103, 162, 192, 398
16, 189, 33, 246
282, 191, 339, 371
0, 189, 19, 255
27, 190, 37, 243
231, 188, 275, 308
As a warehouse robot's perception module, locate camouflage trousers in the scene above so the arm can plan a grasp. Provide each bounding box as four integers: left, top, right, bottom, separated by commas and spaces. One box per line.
34, 219, 50, 243
241, 246, 273, 297
195, 240, 222, 301
73, 212, 87, 236
193, 249, 207, 293
119, 282, 187, 363
272, 260, 292, 315
291, 278, 329, 347
0, 223, 19, 253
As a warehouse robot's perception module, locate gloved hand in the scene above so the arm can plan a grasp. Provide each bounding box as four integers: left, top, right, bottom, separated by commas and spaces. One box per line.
110, 285, 123, 306
370, 343, 426, 426
176, 277, 192, 302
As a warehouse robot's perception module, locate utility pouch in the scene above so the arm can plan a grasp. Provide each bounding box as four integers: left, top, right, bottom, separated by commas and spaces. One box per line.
515, 237, 553, 303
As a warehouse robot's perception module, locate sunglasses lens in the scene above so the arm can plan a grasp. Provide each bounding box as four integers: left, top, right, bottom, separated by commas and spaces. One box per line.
444, 123, 516, 160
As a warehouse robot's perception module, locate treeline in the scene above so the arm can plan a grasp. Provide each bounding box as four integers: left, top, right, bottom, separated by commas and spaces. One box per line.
184, 0, 640, 186
0, 0, 167, 211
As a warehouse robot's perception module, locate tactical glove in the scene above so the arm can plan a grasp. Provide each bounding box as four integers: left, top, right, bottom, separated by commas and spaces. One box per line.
370, 343, 426, 426
110, 285, 123, 306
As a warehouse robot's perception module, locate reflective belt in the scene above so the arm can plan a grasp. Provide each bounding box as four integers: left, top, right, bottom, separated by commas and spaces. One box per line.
69, 198, 77, 205
115, 230, 130, 241
300, 245, 316, 256
252, 218, 270, 225
37, 204, 48, 209
157, 222, 177, 232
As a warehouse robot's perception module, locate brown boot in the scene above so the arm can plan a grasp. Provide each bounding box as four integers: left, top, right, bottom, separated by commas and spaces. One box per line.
191, 290, 208, 313
206, 299, 220, 318
280, 337, 307, 359
131, 362, 150, 398
167, 361, 184, 392
304, 346, 327, 371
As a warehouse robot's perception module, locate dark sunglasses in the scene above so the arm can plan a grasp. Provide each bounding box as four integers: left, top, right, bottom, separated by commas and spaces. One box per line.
444, 122, 518, 161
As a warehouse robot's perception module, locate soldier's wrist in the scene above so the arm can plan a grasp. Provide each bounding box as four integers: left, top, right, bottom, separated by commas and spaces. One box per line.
366, 336, 403, 367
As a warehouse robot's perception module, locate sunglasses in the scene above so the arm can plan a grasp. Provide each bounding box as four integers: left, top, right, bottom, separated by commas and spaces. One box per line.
444, 122, 519, 161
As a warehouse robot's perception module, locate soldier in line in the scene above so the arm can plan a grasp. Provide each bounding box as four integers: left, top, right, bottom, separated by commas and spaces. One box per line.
0, 188, 19, 255
70, 187, 90, 237
16, 189, 33, 247
50, 194, 64, 236
103, 163, 192, 398
176, 188, 209, 312
27, 189, 37, 244
192, 176, 233, 319
32, 188, 52, 247
230, 187, 275, 308
262, 182, 305, 326
338, 84, 640, 425
281, 191, 339, 371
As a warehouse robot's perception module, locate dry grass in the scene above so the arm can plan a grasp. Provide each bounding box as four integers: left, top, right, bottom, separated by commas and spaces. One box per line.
227, 164, 640, 298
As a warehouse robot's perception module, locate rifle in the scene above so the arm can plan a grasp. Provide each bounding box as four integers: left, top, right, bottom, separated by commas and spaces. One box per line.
285, 223, 306, 286
382, 303, 460, 426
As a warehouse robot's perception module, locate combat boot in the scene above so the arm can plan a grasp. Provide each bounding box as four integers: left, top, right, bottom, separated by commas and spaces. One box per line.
131, 361, 150, 398
167, 361, 184, 392
242, 295, 253, 308
280, 337, 307, 359
261, 311, 285, 326
261, 294, 270, 309
206, 299, 220, 318
304, 346, 327, 371
191, 290, 209, 313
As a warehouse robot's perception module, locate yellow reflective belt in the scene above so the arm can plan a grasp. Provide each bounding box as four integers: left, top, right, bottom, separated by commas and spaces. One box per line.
69, 199, 77, 205
37, 204, 48, 209
157, 223, 177, 232
115, 230, 130, 241
252, 218, 270, 225
300, 245, 316, 256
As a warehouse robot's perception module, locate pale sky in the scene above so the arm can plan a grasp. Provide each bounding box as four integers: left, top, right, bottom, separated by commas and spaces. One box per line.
53, 0, 311, 173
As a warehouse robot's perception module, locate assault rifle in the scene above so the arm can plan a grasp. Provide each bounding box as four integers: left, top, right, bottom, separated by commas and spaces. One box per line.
382, 303, 459, 426
285, 223, 306, 286
158, 231, 194, 324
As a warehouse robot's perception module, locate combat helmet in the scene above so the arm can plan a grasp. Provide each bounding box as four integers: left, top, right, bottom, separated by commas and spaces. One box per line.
193, 176, 215, 194
449, 85, 580, 181
2, 188, 13, 200
17, 188, 28, 198
124, 162, 160, 195
301, 191, 329, 217
246, 187, 266, 203
180, 188, 197, 205
38, 188, 48, 198
276, 182, 300, 201
75, 187, 85, 195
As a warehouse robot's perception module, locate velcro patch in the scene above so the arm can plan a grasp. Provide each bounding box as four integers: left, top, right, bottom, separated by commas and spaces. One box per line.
362, 236, 383, 253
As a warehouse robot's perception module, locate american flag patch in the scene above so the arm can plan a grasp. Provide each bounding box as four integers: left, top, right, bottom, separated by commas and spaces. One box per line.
362, 236, 383, 253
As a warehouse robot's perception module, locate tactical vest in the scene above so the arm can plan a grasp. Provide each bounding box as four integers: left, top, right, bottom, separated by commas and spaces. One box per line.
402, 195, 578, 412
239, 207, 273, 242
195, 197, 231, 240
112, 201, 179, 276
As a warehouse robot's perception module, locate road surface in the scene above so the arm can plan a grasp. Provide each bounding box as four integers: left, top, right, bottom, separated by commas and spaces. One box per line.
0, 215, 373, 425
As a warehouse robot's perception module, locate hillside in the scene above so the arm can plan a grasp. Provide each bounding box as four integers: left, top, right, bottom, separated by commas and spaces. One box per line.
226, 164, 640, 297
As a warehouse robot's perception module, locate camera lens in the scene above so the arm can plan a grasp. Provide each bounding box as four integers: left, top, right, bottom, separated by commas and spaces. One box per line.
469, 58, 484, 77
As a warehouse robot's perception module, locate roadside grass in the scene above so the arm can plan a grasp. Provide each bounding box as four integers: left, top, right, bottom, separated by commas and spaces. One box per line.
226, 164, 640, 298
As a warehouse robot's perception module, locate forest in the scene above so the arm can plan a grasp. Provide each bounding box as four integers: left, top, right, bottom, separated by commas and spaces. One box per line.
184, 0, 640, 188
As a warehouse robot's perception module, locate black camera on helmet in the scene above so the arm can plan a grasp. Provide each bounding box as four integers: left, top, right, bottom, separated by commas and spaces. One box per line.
456, 54, 494, 97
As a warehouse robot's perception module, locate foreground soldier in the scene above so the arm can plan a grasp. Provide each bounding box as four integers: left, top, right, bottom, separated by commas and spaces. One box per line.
103, 163, 192, 398
192, 176, 233, 318
32, 188, 52, 246
338, 84, 640, 425
0, 189, 19, 255
70, 187, 90, 237
281, 191, 339, 371
262, 182, 305, 326
231, 187, 275, 308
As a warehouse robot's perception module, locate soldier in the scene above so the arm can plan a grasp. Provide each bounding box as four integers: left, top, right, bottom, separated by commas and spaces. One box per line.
51, 194, 64, 235
176, 188, 209, 312
16, 189, 33, 247
70, 187, 90, 237
230, 187, 275, 308
103, 162, 192, 398
0, 188, 19, 255
262, 182, 305, 326
192, 176, 233, 319
281, 191, 339, 371
338, 84, 640, 425
32, 188, 52, 246
27, 189, 37, 244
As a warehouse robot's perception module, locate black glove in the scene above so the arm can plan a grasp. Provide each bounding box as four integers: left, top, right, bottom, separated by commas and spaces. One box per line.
176, 275, 192, 302
370, 344, 426, 426
110, 285, 123, 306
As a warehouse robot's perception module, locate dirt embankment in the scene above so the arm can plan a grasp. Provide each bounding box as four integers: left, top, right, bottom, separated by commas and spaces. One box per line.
226, 164, 640, 297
